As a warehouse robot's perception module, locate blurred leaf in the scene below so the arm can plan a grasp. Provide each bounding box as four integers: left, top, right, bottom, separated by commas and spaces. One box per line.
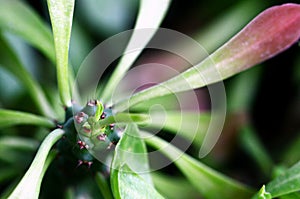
0, 67, 22, 102
0, 0, 55, 62
97, 113, 150, 127
65, 176, 103, 199
282, 133, 300, 167
0, 149, 33, 166
279, 192, 300, 199
144, 131, 254, 199
0, 136, 39, 151
239, 125, 273, 176
47, 0, 74, 107
100, 0, 172, 103
8, 129, 64, 199
195, 0, 266, 53
148, 111, 210, 149
78, 0, 138, 36
69, 20, 93, 71
95, 173, 113, 199
111, 124, 162, 198
152, 173, 199, 199
115, 4, 300, 111
0, 109, 55, 128
130, 93, 180, 111
0, 168, 17, 183
227, 66, 262, 112
0, 35, 57, 118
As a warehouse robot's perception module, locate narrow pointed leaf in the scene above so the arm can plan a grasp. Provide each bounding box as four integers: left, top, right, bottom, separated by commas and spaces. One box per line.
8, 129, 64, 199
95, 172, 114, 199
0, 0, 55, 62
0, 109, 55, 128
111, 124, 162, 198
100, 0, 172, 103
239, 125, 274, 176
282, 133, 300, 166
144, 131, 254, 199
264, 161, 300, 198
115, 3, 300, 111
0, 35, 56, 118
152, 173, 199, 199
47, 0, 74, 107
0, 136, 39, 151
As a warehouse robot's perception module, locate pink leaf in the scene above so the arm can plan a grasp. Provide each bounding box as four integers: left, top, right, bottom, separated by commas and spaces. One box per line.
213, 3, 300, 78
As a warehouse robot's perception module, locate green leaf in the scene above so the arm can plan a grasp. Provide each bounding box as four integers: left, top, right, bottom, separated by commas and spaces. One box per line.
152, 173, 199, 199
282, 133, 300, 166
0, 168, 17, 183
143, 131, 254, 199
8, 129, 64, 199
194, 0, 266, 53
111, 123, 152, 184
0, 109, 55, 128
0, 34, 57, 118
97, 113, 150, 127
148, 111, 210, 149
0, 136, 39, 151
47, 0, 74, 107
95, 172, 114, 199
239, 125, 273, 176
265, 161, 300, 198
253, 185, 272, 199
130, 93, 180, 111
226, 66, 262, 112
279, 192, 300, 199
100, 0, 172, 103
114, 4, 300, 111
111, 124, 163, 199
114, 165, 165, 199
0, 0, 55, 62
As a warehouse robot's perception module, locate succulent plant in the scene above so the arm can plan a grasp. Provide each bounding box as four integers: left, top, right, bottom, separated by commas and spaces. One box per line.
0, 1, 299, 199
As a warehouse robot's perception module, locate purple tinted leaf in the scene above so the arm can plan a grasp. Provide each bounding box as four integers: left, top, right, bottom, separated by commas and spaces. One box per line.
214, 3, 300, 77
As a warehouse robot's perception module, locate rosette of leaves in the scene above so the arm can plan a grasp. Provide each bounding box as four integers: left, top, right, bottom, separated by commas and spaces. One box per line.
0, 0, 299, 199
